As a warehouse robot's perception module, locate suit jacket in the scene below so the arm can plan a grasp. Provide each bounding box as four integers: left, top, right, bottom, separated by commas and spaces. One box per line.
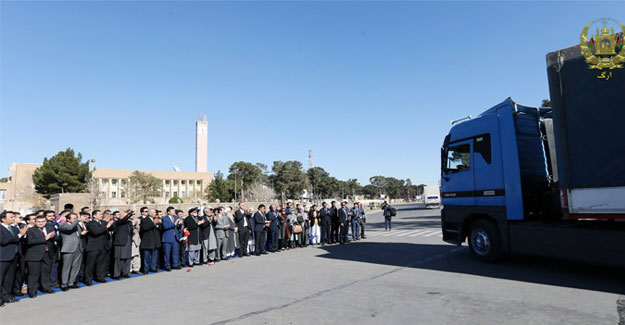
59, 219, 82, 253
184, 216, 200, 245
78, 222, 88, 252
103, 220, 113, 250
266, 211, 279, 230
338, 208, 349, 223
139, 217, 161, 250
0, 224, 20, 261
234, 209, 250, 232
214, 214, 229, 239
86, 220, 108, 252
199, 216, 211, 241
330, 207, 338, 223
24, 227, 47, 261
113, 216, 132, 247
161, 215, 179, 243
319, 207, 331, 224
253, 211, 265, 232
45, 221, 61, 254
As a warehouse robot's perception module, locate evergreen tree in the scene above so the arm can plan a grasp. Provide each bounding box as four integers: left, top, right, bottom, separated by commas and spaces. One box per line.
32, 148, 91, 198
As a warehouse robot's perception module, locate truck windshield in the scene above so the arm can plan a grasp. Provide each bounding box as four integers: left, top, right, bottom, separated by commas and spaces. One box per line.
446, 144, 471, 173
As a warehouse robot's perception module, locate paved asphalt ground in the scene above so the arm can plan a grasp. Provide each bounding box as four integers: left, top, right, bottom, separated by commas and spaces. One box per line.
2, 204, 624, 324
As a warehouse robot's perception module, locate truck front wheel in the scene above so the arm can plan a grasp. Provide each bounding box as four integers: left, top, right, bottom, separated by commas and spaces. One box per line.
467, 219, 502, 262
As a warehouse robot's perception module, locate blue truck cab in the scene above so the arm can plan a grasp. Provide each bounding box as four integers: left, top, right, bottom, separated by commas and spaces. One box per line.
441, 97, 625, 266
441, 98, 553, 260
440, 45, 625, 267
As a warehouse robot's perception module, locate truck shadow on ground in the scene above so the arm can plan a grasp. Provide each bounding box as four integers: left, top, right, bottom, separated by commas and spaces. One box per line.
317, 242, 625, 294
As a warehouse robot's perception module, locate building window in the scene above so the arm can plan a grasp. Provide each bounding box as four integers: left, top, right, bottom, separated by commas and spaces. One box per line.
173, 180, 178, 186
189, 190, 194, 197
181, 191, 186, 197
181, 180, 186, 185
173, 191, 178, 197
165, 191, 170, 197
112, 179, 117, 186
100, 191, 107, 198
196, 180, 201, 186
0, 190, 6, 201
165, 180, 170, 186
121, 180, 127, 187
121, 191, 126, 198
101, 179, 108, 185
111, 191, 117, 198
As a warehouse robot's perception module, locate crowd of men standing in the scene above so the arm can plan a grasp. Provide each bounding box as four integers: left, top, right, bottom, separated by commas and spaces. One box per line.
0, 200, 370, 307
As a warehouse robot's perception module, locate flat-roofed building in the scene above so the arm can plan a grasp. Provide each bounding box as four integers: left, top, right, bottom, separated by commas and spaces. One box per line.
1, 162, 213, 210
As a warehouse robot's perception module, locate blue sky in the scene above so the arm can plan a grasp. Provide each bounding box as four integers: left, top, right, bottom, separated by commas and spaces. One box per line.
1, 1, 623, 185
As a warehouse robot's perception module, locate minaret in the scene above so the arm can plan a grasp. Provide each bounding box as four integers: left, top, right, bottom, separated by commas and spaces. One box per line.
195, 114, 208, 172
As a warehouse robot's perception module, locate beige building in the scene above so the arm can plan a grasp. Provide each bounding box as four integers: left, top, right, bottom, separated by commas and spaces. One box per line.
0, 162, 213, 211
93, 168, 212, 204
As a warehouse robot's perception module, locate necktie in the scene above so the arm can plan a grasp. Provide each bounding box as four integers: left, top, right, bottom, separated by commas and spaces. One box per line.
40, 228, 49, 251
8, 227, 17, 253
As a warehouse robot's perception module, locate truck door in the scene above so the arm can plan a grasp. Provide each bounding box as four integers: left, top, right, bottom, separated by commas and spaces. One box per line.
442, 140, 475, 207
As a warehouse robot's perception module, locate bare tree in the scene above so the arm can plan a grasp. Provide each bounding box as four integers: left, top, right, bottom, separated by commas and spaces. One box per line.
242, 183, 276, 202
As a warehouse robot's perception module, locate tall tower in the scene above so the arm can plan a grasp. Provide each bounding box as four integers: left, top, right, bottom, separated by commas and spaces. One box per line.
308, 149, 314, 170
195, 114, 208, 172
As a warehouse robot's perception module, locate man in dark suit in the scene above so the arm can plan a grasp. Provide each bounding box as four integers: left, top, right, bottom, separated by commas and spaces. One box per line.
266, 205, 280, 252
234, 203, 250, 257
338, 201, 350, 244
329, 201, 339, 244
139, 209, 161, 273
1, 211, 26, 306
85, 210, 114, 285
24, 215, 56, 297
112, 210, 133, 278
253, 205, 268, 256
319, 202, 331, 245
161, 206, 180, 271
11, 213, 29, 297
43, 210, 61, 288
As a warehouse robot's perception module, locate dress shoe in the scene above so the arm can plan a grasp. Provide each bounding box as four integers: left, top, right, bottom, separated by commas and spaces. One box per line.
165, 268, 171, 272
174, 266, 181, 270
28, 293, 37, 298
60, 286, 69, 292
96, 279, 107, 283
122, 274, 130, 278
42, 289, 55, 293
13, 290, 25, 297
142, 271, 148, 275
85, 282, 92, 286
51, 284, 60, 289
70, 284, 80, 289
